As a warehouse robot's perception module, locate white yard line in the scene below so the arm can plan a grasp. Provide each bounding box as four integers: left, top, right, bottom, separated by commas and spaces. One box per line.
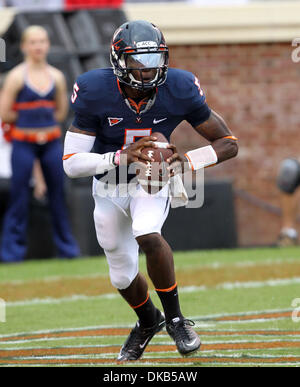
1, 362, 297, 367
2, 338, 300, 351
0, 323, 133, 340
0, 336, 126, 346
0, 361, 197, 367
2, 333, 299, 347
6, 293, 119, 306
3, 353, 300, 362
206, 362, 299, 366
191, 307, 293, 321
1, 272, 107, 285
1, 361, 297, 367
2, 353, 299, 361
0, 307, 295, 341
213, 317, 290, 324
181, 277, 300, 293
1, 351, 300, 367
5, 277, 300, 308
2, 258, 299, 286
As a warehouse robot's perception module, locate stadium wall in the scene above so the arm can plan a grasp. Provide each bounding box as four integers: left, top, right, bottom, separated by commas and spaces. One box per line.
125, 1, 300, 247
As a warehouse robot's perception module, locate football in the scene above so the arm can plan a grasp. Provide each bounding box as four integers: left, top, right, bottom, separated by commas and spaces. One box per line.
137, 132, 174, 194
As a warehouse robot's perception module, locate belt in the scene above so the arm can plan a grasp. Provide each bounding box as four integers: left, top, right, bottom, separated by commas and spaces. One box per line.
11, 127, 61, 144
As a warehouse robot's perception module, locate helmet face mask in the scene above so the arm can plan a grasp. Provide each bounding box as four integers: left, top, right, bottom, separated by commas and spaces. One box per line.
110, 21, 169, 91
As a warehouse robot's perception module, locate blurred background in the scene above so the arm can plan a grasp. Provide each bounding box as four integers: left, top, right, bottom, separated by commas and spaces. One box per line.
0, 0, 300, 259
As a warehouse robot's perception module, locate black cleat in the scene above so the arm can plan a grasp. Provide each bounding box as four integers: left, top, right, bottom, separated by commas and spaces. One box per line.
166, 317, 201, 356
117, 310, 165, 361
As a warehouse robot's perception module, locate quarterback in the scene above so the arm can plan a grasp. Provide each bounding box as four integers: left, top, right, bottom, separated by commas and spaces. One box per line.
63, 20, 238, 361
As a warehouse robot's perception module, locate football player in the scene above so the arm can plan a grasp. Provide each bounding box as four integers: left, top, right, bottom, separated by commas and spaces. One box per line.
63, 20, 238, 361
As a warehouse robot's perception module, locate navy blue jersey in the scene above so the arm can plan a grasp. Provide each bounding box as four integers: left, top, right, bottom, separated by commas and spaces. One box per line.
70, 67, 211, 182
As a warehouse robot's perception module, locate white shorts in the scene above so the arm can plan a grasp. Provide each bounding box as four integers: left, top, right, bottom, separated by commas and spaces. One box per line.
92, 179, 170, 289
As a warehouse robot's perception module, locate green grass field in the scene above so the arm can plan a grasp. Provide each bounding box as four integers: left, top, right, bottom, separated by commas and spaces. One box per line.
0, 247, 300, 367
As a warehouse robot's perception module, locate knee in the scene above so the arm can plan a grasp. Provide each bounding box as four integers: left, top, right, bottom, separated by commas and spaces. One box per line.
136, 233, 163, 255
277, 158, 300, 194
110, 272, 133, 290
95, 229, 118, 251
108, 260, 138, 290
98, 237, 118, 252
94, 212, 119, 251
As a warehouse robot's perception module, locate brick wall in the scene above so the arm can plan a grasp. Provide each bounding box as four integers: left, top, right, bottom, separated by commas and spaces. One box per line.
168, 42, 300, 246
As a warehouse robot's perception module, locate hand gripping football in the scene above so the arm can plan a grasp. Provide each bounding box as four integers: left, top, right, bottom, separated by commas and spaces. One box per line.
137, 132, 173, 194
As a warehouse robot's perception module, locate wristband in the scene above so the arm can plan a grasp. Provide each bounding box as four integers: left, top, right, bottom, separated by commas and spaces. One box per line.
185, 145, 218, 171
113, 149, 122, 166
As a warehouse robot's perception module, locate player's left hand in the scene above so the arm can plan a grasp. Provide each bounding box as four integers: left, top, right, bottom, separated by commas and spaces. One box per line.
120, 136, 158, 165
166, 144, 186, 177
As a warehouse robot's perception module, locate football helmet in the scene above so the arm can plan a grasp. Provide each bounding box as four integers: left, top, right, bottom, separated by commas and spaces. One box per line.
110, 20, 169, 90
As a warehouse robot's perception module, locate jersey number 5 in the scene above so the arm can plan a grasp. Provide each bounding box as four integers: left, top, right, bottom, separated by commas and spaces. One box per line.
122, 128, 152, 149
71, 83, 79, 104
194, 76, 204, 96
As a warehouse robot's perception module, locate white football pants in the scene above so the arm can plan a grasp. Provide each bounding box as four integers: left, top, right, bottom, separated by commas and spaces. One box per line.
92, 179, 170, 289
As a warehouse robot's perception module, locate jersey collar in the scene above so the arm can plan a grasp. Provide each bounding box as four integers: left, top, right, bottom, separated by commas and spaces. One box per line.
116, 79, 157, 118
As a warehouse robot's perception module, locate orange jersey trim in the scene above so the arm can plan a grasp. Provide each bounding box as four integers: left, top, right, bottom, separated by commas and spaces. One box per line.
116, 79, 122, 95
127, 97, 148, 115
130, 292, 149, 309
155, 282, 177, 293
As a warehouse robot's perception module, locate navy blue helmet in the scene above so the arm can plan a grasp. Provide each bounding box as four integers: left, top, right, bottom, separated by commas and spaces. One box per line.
110, 20, 169, 90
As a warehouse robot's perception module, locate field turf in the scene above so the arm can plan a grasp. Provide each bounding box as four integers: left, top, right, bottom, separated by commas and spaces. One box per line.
0, 247, 300, 367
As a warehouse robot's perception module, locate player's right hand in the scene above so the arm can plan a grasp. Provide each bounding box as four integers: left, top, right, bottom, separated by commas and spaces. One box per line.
166, 143, 186, 177
120, 136, 157, 165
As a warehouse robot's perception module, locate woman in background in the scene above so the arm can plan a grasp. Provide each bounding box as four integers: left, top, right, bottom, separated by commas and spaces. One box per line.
0, 25, 79, 262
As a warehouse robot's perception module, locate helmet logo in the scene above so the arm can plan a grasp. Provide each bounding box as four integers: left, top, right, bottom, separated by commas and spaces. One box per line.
136, 41, 158, 49
112, 39, 123, 51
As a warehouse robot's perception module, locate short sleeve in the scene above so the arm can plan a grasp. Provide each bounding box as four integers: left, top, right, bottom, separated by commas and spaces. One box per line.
183, 73, 211, 127
72, 111, 100, 134
70, 76, 100, 134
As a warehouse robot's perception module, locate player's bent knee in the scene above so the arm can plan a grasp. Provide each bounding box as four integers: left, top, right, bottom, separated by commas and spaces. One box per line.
94, 216, 119, 251
277, 158, 300, 194
110, 276, 132, 290
97, 237, 118, 252
136, 232, 163, 254
95, 231, 119, 251
105, 249, 139, 290
109, 269, 137, 290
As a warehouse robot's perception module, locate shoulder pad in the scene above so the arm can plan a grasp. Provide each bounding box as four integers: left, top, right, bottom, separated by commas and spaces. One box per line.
70, 68, 113, 115
164, 68, 207, 114
166, 68, 205, 98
